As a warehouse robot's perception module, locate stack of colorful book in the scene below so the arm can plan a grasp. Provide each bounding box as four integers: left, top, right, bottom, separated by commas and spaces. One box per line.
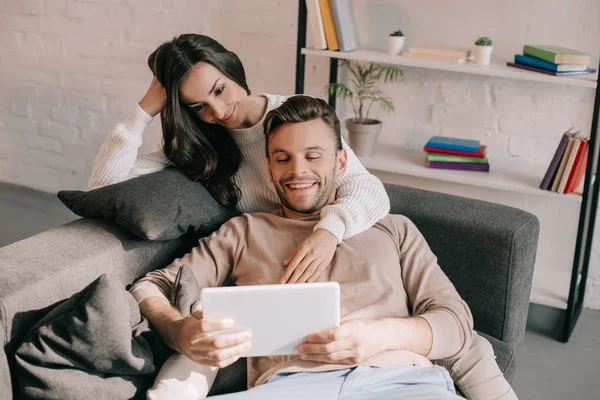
423, 136, 489, 172
507, 45, 595, 76
540, 130, 590, 194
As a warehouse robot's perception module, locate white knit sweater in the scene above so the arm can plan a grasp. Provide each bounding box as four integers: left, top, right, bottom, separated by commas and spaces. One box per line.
88, 94, 390, 241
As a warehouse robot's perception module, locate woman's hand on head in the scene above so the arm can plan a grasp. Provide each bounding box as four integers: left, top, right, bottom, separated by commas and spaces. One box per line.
139, 76, 167, 117
280, 229, 338, 284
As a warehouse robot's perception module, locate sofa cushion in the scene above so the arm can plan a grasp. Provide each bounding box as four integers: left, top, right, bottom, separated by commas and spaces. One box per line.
58, 169, 240, 241
478, 332, 515, 380
14, 274, 171, 400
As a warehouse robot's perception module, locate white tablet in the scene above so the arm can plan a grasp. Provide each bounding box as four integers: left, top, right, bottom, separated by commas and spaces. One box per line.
200, 282, 340, 357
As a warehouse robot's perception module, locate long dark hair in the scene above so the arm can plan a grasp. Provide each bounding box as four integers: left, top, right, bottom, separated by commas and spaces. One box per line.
148, 34, 250, 208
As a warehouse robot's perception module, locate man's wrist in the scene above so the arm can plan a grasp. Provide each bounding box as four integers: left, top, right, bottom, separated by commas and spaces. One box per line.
377, 318, 407, 352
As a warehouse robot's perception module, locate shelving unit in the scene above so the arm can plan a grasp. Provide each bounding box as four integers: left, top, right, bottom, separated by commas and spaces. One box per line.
358, 142, 584, 202
294, 1, 600, 342
301, 48, 598, 89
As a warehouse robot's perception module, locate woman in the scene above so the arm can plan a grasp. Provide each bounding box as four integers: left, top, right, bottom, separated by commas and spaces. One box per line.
89, 33, 390, 284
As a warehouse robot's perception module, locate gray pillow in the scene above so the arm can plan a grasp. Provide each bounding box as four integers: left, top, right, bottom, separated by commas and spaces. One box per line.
58, 169, 240, 241
15, 274, 171, 400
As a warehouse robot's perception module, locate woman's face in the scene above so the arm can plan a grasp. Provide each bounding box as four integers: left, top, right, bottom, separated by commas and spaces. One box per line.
179, 62, 248, 128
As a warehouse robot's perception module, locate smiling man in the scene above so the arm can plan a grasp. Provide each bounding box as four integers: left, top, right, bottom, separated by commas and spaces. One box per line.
131, 96, 475, 399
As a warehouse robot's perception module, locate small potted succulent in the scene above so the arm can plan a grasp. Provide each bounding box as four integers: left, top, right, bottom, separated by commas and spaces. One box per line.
474, 36, 493, 65
326, 61, 404, 157
387, 29, 405, 55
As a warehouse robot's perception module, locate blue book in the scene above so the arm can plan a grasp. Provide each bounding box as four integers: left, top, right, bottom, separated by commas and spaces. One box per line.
514, 54, 587, 72
425, 136, 481, 153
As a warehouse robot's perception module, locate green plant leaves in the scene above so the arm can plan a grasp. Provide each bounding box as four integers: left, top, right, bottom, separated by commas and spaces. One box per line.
325, 60, 404, 123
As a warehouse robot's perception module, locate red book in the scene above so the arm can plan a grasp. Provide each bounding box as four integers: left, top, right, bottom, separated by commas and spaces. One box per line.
567, 144, 589, 194
423, 145, 487, 159
564, 138, 589, 193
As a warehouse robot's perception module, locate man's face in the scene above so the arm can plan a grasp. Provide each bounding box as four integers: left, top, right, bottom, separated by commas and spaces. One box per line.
267, 118, 347, 216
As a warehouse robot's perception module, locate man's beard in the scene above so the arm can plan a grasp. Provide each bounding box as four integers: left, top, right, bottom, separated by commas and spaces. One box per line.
274, 168, 336, 214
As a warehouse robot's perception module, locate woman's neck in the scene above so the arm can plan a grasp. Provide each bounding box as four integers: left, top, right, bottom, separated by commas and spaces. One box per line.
239, 95, 268, 129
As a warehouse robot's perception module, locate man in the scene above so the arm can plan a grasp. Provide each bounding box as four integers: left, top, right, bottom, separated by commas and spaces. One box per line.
131, 96, 511, 399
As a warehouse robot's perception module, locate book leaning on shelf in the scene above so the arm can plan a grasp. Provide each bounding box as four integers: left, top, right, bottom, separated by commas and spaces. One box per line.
539, 129, 590, 194
305, 0, 359, 52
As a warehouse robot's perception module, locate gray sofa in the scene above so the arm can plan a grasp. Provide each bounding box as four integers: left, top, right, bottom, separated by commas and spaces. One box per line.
0, 183, 539, 399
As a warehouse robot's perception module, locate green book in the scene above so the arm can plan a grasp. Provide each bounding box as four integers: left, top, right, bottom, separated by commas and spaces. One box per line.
523, 45, 590, 65
427, 154, 488, 164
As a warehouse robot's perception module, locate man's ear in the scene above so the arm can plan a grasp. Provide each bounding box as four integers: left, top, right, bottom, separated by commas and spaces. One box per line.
336, 148, 348, 176
266, 156, 274, 183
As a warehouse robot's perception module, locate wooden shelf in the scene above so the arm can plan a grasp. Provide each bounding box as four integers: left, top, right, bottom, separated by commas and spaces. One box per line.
301, 48, 598, 89
358, 142, 583, 203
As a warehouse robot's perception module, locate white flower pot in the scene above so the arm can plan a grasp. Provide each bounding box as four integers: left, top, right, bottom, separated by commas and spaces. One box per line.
473, 45, 493, 66
387, 36, 405, 56
345, 119, 383, 157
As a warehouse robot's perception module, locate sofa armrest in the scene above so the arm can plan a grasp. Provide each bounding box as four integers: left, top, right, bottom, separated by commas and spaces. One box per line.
0, 218, 198, 399
384, 184, 539, 350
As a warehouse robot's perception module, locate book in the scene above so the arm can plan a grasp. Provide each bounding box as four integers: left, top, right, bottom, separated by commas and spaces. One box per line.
425, 136, 481, 153
427, 154, 488, 164
570, 146, 589, 195
423, 145, 487, 158
402, 51, 466, 64
426, 160, 490, 172
408, 44, 470, 59
318, 0, 339, 51
523, 45, 591, 65
330, 0, 359, 52
514, 54, 587, 72
551, 137, 576, 192
565, 138, 589, 194
507, 62, 596, 76
558, 138, 582, 193
305, 0, 327, 50
540, 130, 576, 190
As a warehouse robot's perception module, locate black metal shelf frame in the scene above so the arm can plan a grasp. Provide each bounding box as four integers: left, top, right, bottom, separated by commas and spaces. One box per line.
294, 0, 600, 342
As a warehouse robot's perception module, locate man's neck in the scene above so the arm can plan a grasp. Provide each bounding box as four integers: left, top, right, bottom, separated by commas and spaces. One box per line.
281, 207, 320, 220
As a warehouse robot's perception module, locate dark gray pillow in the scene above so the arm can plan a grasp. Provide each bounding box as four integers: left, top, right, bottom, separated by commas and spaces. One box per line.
58, 169, 240, 241
15, 274, 171, 400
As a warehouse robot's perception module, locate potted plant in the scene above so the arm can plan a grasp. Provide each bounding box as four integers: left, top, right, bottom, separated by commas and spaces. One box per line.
474, 36, 493, 65
326, 61, 403, 157
388, 29, 405, 55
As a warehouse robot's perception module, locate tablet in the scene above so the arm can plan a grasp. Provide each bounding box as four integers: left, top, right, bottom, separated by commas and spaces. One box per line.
200, 282, 340, 357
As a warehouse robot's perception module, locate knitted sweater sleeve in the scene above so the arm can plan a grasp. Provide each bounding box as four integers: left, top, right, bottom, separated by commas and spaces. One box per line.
315, 137, 391, 242
88, 104, 172, 190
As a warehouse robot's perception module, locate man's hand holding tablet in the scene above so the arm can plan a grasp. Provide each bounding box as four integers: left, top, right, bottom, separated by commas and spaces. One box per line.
172, 307, 253, 369
200, 282, 340, 358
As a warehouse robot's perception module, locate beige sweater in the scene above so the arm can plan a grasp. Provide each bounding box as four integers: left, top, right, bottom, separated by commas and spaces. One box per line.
130, 212, 473, 388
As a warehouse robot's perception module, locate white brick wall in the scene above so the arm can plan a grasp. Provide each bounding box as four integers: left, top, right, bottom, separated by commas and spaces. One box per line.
0, 0, 599, 307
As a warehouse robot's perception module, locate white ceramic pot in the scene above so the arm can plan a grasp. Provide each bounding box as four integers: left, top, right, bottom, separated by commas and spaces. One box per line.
473, 45, 493, 66
387, 36, 405, 56
345, 119, 383, 157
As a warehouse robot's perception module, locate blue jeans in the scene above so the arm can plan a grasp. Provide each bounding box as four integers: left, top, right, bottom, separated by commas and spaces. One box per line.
208, 365, 463, 399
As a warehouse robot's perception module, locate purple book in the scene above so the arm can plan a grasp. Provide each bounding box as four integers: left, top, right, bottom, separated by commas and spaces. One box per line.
539, 131, 577, 190
507, 62, 597, 76
427, 160, 490, 172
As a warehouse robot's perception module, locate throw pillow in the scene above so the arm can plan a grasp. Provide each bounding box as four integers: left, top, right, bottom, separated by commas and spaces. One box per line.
15, 274, 171, 400
58, 169, 240, 241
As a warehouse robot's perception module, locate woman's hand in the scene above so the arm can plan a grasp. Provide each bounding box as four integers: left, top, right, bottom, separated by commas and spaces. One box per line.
280, 229, 338, 284
172, 310, 252, 368
139, 76, 167, 117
